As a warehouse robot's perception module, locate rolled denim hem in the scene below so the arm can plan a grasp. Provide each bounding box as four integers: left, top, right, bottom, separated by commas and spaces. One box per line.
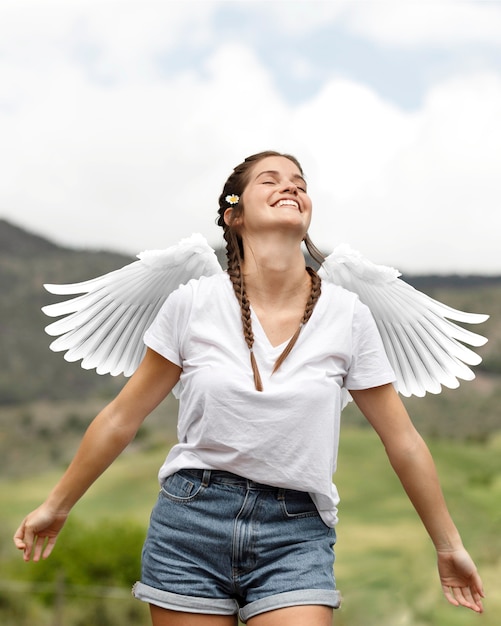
132, 582, 239, 615
239, 588, 342, 623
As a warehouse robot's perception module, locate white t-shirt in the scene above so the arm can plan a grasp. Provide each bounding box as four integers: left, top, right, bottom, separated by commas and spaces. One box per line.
143, 272, 395, 527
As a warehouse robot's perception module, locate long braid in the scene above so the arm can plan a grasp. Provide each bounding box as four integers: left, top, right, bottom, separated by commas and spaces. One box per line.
225, 230, 263, 391
302, 266, 322, 326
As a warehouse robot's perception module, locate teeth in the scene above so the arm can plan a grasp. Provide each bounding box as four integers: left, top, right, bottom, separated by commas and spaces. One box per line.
276, 199, 299, 208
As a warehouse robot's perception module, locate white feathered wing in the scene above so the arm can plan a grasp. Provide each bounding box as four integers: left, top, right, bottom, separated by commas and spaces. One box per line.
43, 233, 223, 376
42, 235, 488, 397
319, 244, 488, 397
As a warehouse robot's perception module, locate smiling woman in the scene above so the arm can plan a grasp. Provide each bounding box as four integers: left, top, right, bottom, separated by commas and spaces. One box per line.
14, 150, 485, 626
217, 152, 318, 390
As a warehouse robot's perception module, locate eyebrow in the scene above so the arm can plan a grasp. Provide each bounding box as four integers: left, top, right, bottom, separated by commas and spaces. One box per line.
255, 170, 307, 185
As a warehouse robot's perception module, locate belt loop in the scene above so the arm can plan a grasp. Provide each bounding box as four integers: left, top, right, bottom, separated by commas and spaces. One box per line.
201, 469, 211, 487
277, 488, 285, 501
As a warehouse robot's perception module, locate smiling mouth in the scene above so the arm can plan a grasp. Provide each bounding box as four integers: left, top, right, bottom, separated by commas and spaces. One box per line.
274, 199, 300, 211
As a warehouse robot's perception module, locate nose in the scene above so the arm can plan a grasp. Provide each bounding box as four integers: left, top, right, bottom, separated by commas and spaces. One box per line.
282, 180, 298, 194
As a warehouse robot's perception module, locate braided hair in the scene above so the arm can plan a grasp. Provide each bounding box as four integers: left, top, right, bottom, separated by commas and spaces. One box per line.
216, 151, 324, 391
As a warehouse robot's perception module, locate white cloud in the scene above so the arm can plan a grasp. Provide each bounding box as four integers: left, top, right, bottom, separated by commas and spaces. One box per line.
66, 2, 216, 82
293, 78, 419, 201
238, 0, 349, 34
344, 0, 501, 48
0, 1, 217, 82
227, 1, 501, 48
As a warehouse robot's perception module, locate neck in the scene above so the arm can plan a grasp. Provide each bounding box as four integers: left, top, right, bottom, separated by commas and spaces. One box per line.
240, 235, 308, 303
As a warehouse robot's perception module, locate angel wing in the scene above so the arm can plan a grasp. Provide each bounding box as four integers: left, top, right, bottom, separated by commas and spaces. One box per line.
42, 233, 223, 376
319, 244, 489, 397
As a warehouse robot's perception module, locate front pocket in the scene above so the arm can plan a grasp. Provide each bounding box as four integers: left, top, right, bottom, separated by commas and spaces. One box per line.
160, 470, 206, 502
280, 490, 319, 519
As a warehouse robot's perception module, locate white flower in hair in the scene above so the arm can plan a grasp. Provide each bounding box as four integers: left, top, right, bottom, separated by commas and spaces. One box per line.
225, 194, 239, 205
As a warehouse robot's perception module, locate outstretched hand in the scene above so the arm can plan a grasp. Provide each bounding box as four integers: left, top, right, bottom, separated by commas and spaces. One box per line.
13, 505, 68, 562
437, 547, 485, 613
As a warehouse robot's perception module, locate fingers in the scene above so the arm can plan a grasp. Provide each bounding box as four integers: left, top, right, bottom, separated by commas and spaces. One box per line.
32, 534, 47, 562
443, 584, 484, 613
13, 520, 33, 562
442, 587, 459, 609
469, 573, 486, 612
43, 536, 58, 559
13, 523, 26, 551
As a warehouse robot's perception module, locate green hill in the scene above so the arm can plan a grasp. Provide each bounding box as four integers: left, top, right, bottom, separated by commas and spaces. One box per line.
0, 218, 133, 405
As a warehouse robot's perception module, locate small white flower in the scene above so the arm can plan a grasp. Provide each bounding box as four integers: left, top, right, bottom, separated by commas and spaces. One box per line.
225, 194, 239, 205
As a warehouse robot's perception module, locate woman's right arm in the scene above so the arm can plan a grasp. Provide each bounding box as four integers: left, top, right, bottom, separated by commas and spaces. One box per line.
13, 348, 181, 562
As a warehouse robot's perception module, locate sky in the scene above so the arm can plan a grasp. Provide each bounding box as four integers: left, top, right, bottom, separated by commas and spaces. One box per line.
1, 0, 500, 274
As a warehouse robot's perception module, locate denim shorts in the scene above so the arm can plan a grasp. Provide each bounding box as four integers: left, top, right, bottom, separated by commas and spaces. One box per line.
132, 469, 341, 622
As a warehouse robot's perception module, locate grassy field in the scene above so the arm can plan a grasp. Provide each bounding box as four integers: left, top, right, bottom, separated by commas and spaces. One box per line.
1, 424, 500, 625
333, 427, 501, 625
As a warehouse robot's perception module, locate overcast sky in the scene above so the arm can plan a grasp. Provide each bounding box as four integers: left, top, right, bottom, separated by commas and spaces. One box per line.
1, 0, 500, 273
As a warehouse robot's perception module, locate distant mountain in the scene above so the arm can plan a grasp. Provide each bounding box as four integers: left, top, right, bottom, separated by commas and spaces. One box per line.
0, 219, 62, 257
0, 218, 134, 405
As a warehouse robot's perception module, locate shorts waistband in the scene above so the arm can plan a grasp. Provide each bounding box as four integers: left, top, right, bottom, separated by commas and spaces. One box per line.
182, 469, 287, 492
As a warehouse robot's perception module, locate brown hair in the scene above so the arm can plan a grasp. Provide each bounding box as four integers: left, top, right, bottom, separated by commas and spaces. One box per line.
217, 151, 324, 391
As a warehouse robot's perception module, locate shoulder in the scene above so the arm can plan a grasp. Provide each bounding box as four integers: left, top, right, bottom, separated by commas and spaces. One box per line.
168, 272, 230, 305
152, 273, 229, 328
185, 271, 229, 294
320, 279, 359, 306
317, 279, 375, 326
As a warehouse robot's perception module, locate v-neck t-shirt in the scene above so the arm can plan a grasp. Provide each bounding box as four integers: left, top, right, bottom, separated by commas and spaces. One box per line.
143, 272, 395, 527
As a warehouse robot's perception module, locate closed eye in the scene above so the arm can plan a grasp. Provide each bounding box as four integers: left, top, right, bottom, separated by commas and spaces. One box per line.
255, 170, 307, 192
262, 180, 306, 192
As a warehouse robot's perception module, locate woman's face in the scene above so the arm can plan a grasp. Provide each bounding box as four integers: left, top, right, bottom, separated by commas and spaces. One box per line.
226, 155, 312, 240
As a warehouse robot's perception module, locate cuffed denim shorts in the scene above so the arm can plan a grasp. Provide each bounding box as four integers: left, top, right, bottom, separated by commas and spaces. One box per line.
132, 469, 341, 622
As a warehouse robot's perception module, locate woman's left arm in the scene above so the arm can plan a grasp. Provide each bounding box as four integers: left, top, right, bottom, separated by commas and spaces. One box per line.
350, 383, 485, 613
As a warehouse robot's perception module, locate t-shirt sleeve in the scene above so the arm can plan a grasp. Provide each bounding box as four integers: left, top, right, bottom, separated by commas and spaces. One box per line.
344, 299, 396, 390
143, 283, 191, 367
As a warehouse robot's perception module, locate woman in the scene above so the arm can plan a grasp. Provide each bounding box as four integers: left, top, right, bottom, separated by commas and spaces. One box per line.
14, 151, 484, 625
